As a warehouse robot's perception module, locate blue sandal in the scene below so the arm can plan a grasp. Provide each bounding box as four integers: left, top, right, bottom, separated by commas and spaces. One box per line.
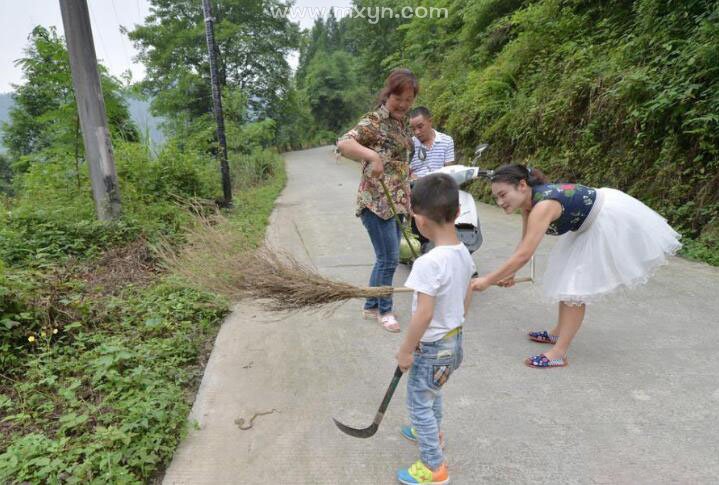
525, 353, 567, 368
528, 330, 558, 344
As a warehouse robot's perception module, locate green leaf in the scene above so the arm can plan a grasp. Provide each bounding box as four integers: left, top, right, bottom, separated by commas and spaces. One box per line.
144, 316, 163, 329
58, 412, 89, 431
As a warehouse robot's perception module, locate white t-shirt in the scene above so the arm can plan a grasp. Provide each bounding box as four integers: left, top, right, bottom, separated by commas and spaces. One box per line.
404, 244, 476, 342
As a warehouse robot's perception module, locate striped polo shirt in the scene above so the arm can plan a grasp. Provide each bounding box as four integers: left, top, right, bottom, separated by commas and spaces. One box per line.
410, 130, 455, 178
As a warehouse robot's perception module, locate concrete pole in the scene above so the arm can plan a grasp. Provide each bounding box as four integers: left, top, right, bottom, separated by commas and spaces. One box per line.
59, 0, 121, 220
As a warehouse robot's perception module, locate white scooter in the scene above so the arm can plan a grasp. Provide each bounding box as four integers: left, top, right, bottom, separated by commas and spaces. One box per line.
400, 144, 492, 262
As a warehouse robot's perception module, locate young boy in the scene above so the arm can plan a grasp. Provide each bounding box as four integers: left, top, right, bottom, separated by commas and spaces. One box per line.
396, 173, 475, 485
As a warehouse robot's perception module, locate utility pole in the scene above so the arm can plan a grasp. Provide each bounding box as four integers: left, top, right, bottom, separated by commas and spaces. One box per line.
59, 0, 121, 220
202, 0, 233, 207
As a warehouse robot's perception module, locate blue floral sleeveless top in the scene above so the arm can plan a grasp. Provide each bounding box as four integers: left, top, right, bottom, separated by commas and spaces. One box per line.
532, 184, 597, 235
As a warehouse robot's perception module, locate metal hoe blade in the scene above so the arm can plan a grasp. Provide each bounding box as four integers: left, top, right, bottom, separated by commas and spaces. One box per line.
333, 366, 404, 438
332, 418, 379, 439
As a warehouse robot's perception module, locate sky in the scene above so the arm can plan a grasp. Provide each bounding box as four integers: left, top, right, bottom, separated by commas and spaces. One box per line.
0, 0, 353, 94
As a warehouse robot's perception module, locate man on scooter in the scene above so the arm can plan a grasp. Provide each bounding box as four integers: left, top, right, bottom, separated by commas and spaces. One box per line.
408, 107, 456, 253
409, 106, 455, 179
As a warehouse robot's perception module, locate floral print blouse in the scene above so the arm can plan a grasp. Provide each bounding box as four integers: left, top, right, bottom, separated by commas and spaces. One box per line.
338, 105, 413, 219
532, 183, 597, 235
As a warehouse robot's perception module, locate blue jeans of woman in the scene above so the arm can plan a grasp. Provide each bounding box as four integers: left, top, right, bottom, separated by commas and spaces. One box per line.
406, 331, 463, 470
360, 208, 401, 315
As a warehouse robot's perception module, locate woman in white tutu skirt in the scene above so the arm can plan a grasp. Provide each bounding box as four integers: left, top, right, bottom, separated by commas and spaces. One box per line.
470, 164, 682, 368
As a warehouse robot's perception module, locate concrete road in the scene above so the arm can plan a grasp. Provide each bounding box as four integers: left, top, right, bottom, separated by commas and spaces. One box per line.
163, 146, 719, 484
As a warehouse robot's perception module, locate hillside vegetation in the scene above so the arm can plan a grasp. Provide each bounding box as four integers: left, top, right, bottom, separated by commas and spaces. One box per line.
295, 0, 719, 263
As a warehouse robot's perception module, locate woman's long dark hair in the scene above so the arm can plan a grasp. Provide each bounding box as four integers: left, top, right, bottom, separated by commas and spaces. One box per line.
491, 164, 548, 187
375, 68, 419, 108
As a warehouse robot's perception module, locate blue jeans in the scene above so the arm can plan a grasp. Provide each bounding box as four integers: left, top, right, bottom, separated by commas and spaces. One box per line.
360, 208, 401, 315
406, 331, 463, 470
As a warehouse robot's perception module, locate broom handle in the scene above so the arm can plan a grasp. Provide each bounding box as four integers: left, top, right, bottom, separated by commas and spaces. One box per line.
390, 277, 532, 293
511, 276, 533, 284
379, 178, 419, 260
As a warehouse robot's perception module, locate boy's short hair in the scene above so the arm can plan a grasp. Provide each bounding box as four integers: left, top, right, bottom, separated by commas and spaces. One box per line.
411, 173, 459, 224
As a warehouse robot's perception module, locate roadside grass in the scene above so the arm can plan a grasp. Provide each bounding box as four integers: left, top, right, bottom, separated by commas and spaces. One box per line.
0, 152, 286, 483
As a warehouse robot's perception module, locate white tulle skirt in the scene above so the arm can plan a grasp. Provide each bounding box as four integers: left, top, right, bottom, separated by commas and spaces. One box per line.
542, 188, 682, 305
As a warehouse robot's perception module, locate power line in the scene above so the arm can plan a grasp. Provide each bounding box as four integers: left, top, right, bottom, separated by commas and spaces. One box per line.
86, 2, 109, 65
111, 0, 133, 78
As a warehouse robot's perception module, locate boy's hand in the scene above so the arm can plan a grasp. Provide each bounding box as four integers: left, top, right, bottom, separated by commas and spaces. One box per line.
471, 276, 491, 292
396, 349, 414, 372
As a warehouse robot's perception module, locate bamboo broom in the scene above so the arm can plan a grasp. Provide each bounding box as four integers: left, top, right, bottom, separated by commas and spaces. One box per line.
163, 241, 531, 314
158, 197, 532, 313
228, 247, 412, 312
157, 218, 412, 313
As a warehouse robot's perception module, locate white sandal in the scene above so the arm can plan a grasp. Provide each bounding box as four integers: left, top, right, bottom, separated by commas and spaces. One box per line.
378, 313, 400, 333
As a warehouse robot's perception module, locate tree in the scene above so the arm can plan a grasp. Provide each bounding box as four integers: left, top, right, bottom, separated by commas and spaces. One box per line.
295, 18, 328, 88
325, 8, 342, 51
273, 85, 313, 150
339, 0, 412, 92
295, 9, 345, 88
303, 50, 366, 132
128, 0, 299, 130
1, 26, 138, 166
0, 153, 12, 194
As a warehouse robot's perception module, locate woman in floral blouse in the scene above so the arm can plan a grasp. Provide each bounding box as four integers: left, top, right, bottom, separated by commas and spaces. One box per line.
470, 164, 681, 368
336, 68, 418, 332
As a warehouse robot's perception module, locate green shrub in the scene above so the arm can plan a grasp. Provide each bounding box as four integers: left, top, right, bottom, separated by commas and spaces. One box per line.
115, 140, 219, 204
0, 139, 225, 267
0, 156, 285, 481
406, 0, 719, 264
0, 282, 227, 483
230, 148, 284, 189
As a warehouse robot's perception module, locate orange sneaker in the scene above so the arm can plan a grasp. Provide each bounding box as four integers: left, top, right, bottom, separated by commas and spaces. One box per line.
396, 460, 449, 484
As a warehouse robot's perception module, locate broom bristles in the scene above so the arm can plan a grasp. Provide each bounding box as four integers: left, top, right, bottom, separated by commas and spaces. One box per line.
156, 210, 397, 312
233, 247, 394, 312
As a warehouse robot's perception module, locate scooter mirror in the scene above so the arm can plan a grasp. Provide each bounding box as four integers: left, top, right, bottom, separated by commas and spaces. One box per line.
476, 169, 495, 180
474, 144, 489, 156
